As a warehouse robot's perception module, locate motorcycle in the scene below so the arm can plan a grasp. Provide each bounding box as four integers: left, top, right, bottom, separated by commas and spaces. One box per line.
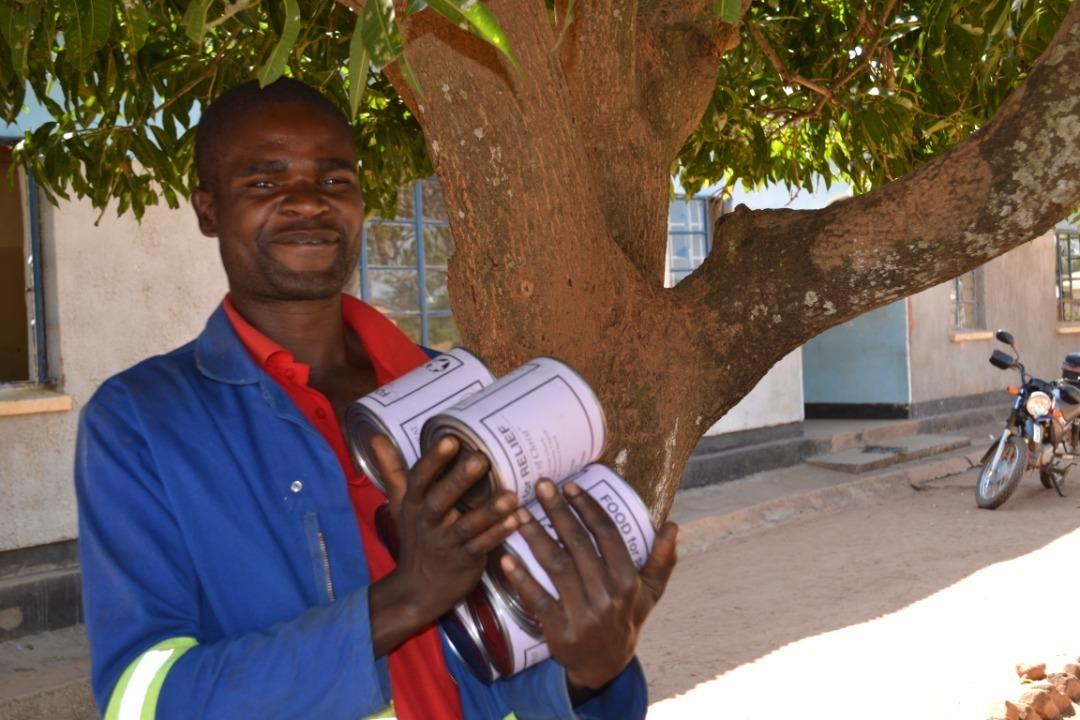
975, 329, 1080, 509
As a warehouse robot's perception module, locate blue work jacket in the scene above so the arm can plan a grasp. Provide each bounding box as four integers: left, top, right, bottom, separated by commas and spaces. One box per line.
75, 303, 648, 720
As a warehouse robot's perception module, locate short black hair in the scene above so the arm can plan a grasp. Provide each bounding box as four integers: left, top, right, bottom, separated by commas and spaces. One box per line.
194, 78, 352, 192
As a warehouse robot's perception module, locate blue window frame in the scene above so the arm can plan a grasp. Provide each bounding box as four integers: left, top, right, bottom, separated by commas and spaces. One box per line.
667, 196, 711, 286
0, 143, 47, 385
359, 179, 461, 350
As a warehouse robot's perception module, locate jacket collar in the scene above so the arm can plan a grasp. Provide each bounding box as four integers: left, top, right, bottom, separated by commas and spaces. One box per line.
194, 303, 264, 385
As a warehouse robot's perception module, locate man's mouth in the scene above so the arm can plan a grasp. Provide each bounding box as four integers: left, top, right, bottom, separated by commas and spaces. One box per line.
271, 228, 341, 245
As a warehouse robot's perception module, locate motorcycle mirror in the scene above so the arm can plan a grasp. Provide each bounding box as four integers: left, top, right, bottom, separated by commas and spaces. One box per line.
995, 329, 1015, 346
989, 349, 1015, 370
1061, 384, 1080, 405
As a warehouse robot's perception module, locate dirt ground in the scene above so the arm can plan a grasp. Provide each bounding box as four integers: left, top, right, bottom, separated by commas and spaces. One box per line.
639, 467, 1080, 719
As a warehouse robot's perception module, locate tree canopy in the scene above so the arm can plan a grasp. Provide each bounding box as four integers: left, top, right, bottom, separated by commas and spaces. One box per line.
0, 0, 1071, 219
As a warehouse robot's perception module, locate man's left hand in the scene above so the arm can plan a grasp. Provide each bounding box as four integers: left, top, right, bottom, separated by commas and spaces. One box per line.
499, 478, 678, 692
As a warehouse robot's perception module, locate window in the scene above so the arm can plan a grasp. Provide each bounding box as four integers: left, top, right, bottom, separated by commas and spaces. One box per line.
1056, 228, 1080, 323
666, 197, 710, 287
0, 145, 46, 385
359, 179, 461, 350
951, 269, 984, 330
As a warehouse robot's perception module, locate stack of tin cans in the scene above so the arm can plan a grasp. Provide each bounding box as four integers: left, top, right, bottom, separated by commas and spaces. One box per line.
346, 349, 656, 682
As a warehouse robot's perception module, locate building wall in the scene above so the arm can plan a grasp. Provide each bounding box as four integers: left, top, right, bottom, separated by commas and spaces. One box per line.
0, 198, 226, 552
802, 300, 910, 405
705, 349, 803, 435
908, 231, 1075, 405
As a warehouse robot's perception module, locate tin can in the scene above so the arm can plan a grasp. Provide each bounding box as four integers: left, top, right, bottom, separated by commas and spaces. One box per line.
420, 357, 607, 510
467, 575, 551, 679
486, 464, 656, 636
346, 347, 494, 493
439, 598, 500, 684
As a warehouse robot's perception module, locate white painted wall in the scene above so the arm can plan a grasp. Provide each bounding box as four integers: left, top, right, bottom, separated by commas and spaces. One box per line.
705, 349, 804, 435
0, 197, 226, 552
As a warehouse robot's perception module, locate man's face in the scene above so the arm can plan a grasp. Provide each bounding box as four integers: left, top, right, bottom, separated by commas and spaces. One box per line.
192, 101, 364, 302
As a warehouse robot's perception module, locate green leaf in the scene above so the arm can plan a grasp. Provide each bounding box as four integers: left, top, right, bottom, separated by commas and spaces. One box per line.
360, 0, 402, 67
257, 0, 301, 87
0, 2, 39, 76
182, 0, 214, 45
713, 0, 742, 25
426, 0, 519, 72
123, 2, 151, 51
65, 0, 113, 59
348, 15, 370, 119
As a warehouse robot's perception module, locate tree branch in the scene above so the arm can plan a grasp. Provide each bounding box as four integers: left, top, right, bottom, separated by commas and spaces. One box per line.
679, 0, 1080, 422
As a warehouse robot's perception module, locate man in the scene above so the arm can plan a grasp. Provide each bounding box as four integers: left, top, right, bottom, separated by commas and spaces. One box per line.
75, 78, 678, 720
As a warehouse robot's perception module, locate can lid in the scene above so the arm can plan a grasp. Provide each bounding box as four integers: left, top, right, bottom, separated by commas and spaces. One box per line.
439, 606, 498, 684
467, 585, 514, 678
345, 405, 390, 492
421, 418, 499, 511
485, 550, 541, 635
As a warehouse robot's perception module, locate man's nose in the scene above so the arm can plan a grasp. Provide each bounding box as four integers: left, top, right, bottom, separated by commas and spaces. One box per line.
279, 184, 329, 216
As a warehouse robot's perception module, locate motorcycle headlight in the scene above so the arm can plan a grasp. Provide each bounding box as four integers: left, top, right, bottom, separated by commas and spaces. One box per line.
1026, 391, 1053, 417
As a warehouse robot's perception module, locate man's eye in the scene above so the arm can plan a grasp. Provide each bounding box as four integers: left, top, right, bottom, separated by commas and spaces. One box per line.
322, 177, 353, 186
249, 180, 275, 189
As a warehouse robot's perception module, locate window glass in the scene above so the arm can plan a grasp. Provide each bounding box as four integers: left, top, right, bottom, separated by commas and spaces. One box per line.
666, 196, 710, 286
366, 223, 417, 267
368, 269, 420, 314
1056, 230, 1080, 323
427, 315, 462, 351
422, 180, 447, 221
424, 226, 454, 266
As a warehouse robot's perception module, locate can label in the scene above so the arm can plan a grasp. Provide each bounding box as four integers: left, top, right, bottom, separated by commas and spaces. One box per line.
423, 358, 606, 505
346, 348, 494, 489
469, 578, 550, 677
495, 464, 655, 615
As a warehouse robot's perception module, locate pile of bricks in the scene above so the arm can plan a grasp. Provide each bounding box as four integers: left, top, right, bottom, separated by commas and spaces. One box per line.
987, 660, 1080, 720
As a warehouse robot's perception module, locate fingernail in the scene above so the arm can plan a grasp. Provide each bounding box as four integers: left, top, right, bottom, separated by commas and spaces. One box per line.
438, 437, 456, 453
503, 515, 518, 530
500, 554, 518, 573
495, 493, 516, 512
516, 508, 533, 524
536, 479, 556, 498
467, 454, 487, 473
563, 482, 582, 497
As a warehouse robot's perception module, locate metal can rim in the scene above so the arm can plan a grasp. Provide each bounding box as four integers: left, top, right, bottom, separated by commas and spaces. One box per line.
344, 404, 397, 493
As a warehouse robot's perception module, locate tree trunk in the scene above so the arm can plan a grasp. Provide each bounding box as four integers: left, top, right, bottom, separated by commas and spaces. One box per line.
376, 0, 1080, 521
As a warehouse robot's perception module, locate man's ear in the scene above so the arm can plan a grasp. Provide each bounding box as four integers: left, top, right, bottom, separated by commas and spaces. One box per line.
191, 188, 218, 237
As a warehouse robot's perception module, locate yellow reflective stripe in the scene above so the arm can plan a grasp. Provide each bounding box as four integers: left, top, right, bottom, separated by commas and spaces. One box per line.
362, 700, 395, 719
503, 714, 518, 720
104, 637, 198, 720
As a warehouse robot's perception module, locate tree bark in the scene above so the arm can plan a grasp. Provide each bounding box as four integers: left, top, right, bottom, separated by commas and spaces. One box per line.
373, 0, 1080, 520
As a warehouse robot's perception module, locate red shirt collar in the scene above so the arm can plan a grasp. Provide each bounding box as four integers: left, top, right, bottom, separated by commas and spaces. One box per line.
222, 294, 429, 386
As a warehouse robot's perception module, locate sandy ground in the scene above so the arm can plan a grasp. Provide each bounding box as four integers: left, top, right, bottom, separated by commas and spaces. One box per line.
639, 468, 1080, 719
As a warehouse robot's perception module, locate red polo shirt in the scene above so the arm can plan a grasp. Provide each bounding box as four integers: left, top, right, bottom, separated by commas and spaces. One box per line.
223, 294, 462, 720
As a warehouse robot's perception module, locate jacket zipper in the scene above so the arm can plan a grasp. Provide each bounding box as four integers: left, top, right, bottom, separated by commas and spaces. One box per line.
317, 531, 336, 603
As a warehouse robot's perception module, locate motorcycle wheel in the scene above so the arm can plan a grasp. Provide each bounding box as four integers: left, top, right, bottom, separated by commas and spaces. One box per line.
975, 436, 1028, 509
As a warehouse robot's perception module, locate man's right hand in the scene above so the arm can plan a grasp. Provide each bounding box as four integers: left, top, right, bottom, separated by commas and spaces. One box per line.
367, 434, 519, 657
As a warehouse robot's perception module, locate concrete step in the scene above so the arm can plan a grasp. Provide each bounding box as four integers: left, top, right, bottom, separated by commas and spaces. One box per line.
804, 433, 971, 474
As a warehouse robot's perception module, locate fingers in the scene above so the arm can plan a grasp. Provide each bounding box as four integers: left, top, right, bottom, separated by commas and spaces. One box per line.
515, 496, 588, 611
425, 450, 492, 516
498, 551, 565, 630
533, 479, 608, 602
562, 482, 638, 592
408, 435, 461, 499
638, 521, 678, 603
370, 434, 411, 510
460, 491, 520, 555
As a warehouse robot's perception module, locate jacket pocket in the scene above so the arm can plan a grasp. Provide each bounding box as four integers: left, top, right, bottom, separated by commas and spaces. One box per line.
303, 512, 336, 604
